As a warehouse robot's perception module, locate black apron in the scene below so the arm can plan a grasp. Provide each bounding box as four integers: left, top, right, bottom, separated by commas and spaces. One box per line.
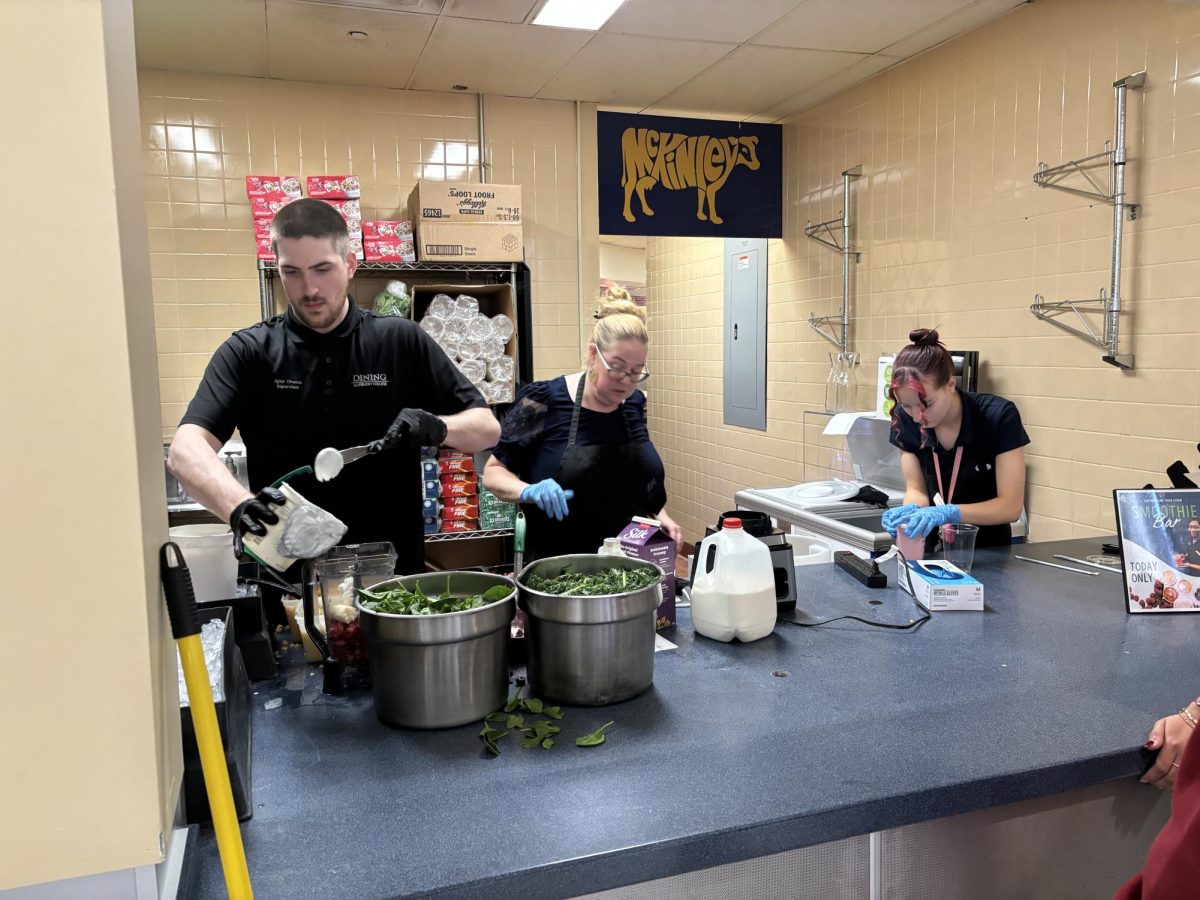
524, 376, 667, 561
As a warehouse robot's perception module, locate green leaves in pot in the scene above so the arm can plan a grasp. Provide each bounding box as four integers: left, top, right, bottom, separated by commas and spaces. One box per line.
525, 566, 659, 596
359, 578, 511, 615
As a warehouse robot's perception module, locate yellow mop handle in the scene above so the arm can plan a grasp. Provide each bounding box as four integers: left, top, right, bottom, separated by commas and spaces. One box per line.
178, 635, 254, 899
161, 542, 253, 900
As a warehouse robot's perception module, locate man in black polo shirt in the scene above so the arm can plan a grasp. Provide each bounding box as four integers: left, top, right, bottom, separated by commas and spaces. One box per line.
167, 199, 500, 576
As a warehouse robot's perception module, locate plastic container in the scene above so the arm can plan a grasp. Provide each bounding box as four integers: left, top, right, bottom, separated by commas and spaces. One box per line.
598, 537, 627, 557
314, 542, 398, 667
168, 525, 237, 604
689, 518, 777, 643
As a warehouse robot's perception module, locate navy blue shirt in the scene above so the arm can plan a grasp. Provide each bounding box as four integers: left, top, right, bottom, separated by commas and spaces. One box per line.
889, 389, 1030, 546
492, 376, 664, 487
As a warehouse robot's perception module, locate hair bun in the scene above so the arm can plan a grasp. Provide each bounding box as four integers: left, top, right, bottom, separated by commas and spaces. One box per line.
909, 327, 941, 347
595, 298, 647, 323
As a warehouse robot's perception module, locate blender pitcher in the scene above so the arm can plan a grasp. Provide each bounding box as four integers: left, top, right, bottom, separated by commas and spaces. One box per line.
314, 542, 398, 667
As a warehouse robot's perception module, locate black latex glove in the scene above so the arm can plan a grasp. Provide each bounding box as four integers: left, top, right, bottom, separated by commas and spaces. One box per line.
229, 486, 287, 557
369, 408, 448, 452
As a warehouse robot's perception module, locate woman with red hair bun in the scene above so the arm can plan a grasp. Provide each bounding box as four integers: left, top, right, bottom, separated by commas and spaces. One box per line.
882, 328, 1030, 549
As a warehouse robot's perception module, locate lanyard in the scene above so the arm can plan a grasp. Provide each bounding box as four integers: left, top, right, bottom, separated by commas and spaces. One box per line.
933, 445, 964, 506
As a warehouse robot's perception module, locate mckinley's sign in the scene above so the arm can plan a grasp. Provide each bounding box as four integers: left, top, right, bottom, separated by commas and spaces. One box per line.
598, 112, 782, 238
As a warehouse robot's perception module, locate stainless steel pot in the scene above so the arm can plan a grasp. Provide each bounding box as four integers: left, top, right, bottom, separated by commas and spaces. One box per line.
518, 554, 663, 706
356, 572, 515, 729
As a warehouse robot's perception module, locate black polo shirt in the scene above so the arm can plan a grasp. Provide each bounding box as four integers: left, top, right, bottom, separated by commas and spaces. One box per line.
180, 302, 487, 573
889, 390, 1030, 547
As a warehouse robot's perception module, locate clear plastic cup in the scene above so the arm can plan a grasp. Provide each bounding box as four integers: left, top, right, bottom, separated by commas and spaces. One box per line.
468, 314, 493, 341
492, 381, 515, 403
419, 316, 445, 340
940, 524, 979, 573
487, 356, 514, 383
481, 338, 505, 361
443, 317, 468, 340
458, 358, 486, 383
428, 293, 455, 318
896, 523, 925, 561
454, 294, 479, 319
458, 340, 482, 361
490, 314, 514, 342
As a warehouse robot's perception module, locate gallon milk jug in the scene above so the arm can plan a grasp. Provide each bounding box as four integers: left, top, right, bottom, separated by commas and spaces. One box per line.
690, 518, 777, 643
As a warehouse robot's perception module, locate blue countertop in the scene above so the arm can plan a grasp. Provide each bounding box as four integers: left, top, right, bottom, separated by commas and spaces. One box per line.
183, 538, 1200, 899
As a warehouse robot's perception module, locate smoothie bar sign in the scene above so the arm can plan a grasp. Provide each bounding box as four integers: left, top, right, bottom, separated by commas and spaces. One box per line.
1114, 489, 1200, 613
597, 111, 782, 238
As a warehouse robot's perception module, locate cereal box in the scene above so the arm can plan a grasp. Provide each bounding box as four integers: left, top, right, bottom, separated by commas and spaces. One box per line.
307, 175, 361, 199
245, 175, 301, 199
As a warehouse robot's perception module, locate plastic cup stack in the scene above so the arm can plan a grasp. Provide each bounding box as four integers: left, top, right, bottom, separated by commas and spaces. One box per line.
454, 294, 479, 319
427, 293, 455, 319
420, 317, 445, 340
491, 314, 514, 343
487, 356, 514, 383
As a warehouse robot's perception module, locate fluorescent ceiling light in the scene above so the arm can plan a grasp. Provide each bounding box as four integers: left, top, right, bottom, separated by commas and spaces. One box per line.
532, 0, 627, 31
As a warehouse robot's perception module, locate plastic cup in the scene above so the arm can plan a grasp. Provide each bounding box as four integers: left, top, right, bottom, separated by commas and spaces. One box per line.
896, 523, 925, 561
940, 524, 979, 573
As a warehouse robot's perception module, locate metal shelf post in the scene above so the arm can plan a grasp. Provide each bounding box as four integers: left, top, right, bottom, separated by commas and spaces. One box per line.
806, 165, 862, 354
1030, 72, 1145, 370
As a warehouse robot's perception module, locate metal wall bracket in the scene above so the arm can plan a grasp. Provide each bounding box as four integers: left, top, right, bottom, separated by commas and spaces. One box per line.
806, 165, 862, 353
1030, 71, 1144, 370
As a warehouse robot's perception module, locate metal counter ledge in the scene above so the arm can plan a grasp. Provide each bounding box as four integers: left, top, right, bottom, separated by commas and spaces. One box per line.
181, 539, 1191, 899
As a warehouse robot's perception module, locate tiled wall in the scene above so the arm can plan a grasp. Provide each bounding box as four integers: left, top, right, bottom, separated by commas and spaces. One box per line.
648, 0, 1200, 543
138, 70, 597, 438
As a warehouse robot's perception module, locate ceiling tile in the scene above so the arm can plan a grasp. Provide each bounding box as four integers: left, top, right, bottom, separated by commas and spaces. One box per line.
299, 0, 445, 12
754, 0, 977, 53
442, 0, 539, 24
409, 18, 592, 95
538, 34, 735, 106
881, 0, 1027, 58
646, 45, 865, 120
133, 0, 268, 77
763, 52, 902, 120
603, 0, 803, 44
265, 1, 434, 89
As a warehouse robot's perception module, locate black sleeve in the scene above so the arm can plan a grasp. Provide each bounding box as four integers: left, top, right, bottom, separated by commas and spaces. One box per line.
491, 380, 553, 477
178, 335, 250, 442
992, 399, 1031, 456
624, 390, 651, 443
406, 321, 487, 414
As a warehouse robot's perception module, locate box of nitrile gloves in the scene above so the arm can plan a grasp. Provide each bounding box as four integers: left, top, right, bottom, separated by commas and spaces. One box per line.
897, 559, 984, 611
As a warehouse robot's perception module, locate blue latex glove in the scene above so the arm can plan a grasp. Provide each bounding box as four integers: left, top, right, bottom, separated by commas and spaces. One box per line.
881, 503, 920, 538
902, 504, 962, 539
519, 479, 575, 521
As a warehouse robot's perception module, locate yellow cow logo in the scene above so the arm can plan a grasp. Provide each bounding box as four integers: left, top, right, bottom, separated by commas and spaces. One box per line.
621, 128, 760, 225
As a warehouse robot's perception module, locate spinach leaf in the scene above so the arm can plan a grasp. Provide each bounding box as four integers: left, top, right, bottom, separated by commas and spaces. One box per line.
575, 721, 614, 747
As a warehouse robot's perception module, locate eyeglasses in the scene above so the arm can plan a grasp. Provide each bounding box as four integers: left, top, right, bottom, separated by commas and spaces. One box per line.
596, 349, 650, 383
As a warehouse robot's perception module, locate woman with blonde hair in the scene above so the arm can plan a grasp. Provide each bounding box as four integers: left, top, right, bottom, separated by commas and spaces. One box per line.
483, 298, 682, 560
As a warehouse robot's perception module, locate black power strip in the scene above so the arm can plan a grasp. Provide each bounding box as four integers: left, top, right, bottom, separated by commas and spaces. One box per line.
834, 551, 887, 588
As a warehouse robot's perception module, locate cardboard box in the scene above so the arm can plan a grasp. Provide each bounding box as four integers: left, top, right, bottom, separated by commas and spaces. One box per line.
897, 559, 984, 611
408, 181, 522, 223
422, 479, 440, 500
618, 517, 676, 630
250, 196, 297, 219
364, 237, 415, 262
245, 175, 301, 200
439, 519, 478, 533
364, 220, 413, 239
307, 175, 361, 199
411, 283, 518, 386
423, 516, 440, 535
412, 221, 523, 263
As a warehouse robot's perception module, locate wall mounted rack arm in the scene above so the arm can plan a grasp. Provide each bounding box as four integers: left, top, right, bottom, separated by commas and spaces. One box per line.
1030, 71, 1144, 370
806, 165, 862, 354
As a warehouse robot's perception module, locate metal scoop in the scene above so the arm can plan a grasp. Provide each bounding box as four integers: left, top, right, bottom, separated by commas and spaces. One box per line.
313, 444, 375, 482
